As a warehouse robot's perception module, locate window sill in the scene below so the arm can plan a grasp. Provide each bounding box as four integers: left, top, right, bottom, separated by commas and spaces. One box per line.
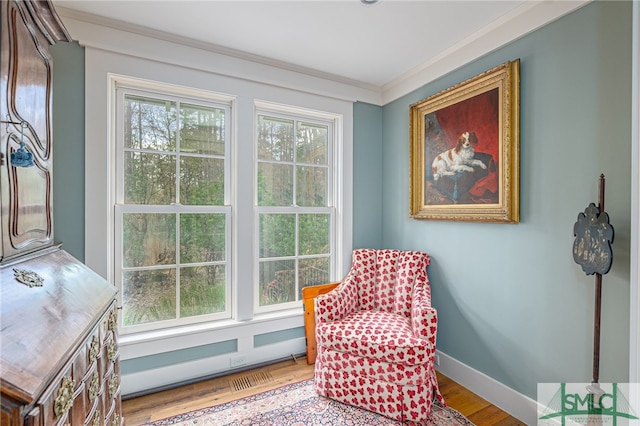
119, 307, 304, 348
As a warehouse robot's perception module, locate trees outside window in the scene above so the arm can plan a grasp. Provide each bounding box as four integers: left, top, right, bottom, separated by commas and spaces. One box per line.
113, 79, 341, 333
115, 88, 231, 333
255, 112, 335, 312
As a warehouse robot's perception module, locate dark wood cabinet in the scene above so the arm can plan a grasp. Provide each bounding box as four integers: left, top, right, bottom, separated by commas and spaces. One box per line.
1, 249, 123, 426
0, 1, 124, 425
0, 0, 70, 263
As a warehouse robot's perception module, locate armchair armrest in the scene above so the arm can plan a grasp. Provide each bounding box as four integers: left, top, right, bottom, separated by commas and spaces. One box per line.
315, 271, 360, 324
411, 279, 438, 347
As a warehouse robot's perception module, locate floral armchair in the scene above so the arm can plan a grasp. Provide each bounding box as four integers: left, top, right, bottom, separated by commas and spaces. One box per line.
313, 249, 443, 422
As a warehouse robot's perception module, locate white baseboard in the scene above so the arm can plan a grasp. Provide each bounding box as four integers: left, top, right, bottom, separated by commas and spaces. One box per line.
436, 350, 538, 425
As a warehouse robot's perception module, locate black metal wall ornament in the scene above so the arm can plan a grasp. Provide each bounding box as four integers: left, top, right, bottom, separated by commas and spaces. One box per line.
572, 174, 614, 389
573, 203, 615, 276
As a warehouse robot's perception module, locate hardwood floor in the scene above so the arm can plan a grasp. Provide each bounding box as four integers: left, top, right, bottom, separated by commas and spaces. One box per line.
122, 358, 526, 425
435, 373, 525, 426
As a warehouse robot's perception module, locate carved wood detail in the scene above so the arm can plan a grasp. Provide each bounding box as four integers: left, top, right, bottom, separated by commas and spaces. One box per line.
1, 0, 71, 263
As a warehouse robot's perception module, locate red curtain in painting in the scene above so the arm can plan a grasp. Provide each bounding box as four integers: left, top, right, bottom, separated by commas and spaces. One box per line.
434, 88, 499, 162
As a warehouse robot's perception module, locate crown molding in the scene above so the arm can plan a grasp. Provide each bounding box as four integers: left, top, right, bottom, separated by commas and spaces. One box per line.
56, 6, 383, 105
57, 1, 590, 106
382, 0, 590, 104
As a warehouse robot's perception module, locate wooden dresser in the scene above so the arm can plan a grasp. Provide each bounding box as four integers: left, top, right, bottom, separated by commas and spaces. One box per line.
0, 1, 124, 425
0, 250, 122, 426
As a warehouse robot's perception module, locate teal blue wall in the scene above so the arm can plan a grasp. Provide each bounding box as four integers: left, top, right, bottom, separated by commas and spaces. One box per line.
378, 1, 631, 399
52, 41, 85, 262
353, 102, 383, 248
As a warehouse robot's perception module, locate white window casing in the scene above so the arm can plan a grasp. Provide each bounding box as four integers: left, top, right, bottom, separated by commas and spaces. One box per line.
112, 77, 234, 334
81, 36, 352, 391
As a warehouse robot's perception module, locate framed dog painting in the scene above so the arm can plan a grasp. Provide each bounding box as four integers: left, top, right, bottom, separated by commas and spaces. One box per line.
409, 59, 520, 223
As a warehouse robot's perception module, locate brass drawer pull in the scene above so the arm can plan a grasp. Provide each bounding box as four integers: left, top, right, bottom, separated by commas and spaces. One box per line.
92, 410, 101, 426
13, 268, 44, 287
109, 373, 119, 399
107, 339, 117, 362
107, 309, 117, 331
54, 375, 75, 417
89, 336, 100, 362
88, 372, 100, 403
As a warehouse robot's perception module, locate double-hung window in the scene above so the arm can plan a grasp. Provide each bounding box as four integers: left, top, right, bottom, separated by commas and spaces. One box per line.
114, 81, 232, 334
255, 105, 336, 313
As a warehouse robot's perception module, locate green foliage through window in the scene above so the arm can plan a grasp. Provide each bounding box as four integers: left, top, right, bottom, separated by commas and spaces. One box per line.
256, 112, 332, 308
119, 92, 230, 329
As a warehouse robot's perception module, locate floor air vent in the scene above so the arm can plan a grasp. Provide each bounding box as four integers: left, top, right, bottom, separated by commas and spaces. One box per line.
230, 371, 274, 392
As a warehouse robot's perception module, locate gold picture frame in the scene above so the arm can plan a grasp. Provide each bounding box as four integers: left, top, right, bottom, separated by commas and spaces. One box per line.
409, 59, 520, 223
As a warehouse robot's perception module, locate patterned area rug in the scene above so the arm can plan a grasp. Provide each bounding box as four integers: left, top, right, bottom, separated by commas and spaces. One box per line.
145, 379, 474, 425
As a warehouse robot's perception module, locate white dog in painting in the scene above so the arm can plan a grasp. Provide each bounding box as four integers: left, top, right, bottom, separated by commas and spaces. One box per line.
431, 131, 487, 181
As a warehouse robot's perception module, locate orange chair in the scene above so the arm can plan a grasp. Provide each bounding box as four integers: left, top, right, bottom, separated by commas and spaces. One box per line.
302, 282, 339, 364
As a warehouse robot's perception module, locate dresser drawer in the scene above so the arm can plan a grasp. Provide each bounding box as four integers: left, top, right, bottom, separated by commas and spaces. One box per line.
26, 303, 122, 426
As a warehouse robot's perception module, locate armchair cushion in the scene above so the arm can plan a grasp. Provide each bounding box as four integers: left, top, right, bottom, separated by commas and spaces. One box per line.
316, 310, 434, 366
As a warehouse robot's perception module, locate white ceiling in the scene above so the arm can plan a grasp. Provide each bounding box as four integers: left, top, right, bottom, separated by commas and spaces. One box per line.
52, 0, 589, 100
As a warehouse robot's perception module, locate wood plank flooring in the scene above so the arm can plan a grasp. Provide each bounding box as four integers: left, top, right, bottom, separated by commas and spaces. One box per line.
122, 358, 526, 425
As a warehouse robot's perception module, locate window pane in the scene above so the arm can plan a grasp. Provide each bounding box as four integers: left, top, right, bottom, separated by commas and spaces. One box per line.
180, 213, 226, 263
259, 259, 295, 306
257, 163, 293, 206
259, 214, 295, 258
296, 122, 327, 165
122, 269, 176, 326
123, 213, 176, 268
296, 166, 327, 207
125, 95, 176, 151
180, 156, 225, 205
180, 104, 225, 155
257, 116, 293, 161
298, 214, 329, 255
180, 265, 226, 317
124, 152, 176, 205
299, 257, 330, 289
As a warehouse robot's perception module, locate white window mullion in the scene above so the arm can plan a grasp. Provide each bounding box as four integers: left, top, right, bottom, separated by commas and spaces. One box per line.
295, 212, 300, 301
114, 87, 125, 205
175, 212, 181, 320
225, 102, 233, 207
114, 204, 124, 329
175, 101, 182, 206
174, 102, 181, 322
292, 120, 298, 208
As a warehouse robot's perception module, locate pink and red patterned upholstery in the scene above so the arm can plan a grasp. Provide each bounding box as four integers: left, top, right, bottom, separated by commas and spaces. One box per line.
313, 249, 444, 423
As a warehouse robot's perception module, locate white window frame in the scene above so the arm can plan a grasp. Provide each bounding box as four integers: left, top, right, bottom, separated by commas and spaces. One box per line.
81, 41, 353, 369
112, 75, 235, 335
253, 101, 339, 314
